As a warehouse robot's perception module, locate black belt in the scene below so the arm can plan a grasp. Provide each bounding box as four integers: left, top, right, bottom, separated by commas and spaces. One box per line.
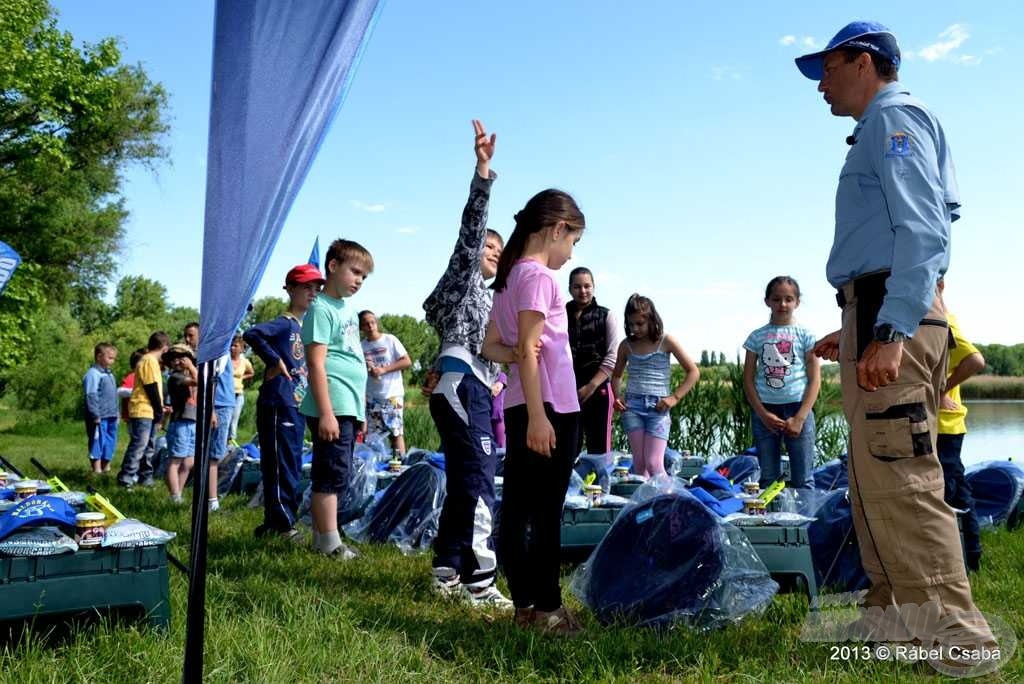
836, 271, 948, 360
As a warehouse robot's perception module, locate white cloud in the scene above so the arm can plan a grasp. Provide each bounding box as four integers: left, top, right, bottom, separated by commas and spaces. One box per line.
711, 66, 741, 81
350, 200, 386, 213
778, 35, 820, 50
915, 24, 980, 65
396, 225, 420, 235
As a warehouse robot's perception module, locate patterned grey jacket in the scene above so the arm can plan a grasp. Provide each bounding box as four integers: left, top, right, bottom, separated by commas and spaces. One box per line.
422, 170, 500, 386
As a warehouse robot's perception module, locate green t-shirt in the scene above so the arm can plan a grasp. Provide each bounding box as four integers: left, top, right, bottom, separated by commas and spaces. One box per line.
299, 293, 367, 421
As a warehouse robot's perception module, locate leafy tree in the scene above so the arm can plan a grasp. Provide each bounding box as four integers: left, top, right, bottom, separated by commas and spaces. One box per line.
0, 0, 169, 305
699, 350, 710, 367
6, 303, 93, 421
378, 314, 439, 386
241, 296, 289, 332
709, 351, 718, 366
114, 275, 168, 321
0, 261, 46, 379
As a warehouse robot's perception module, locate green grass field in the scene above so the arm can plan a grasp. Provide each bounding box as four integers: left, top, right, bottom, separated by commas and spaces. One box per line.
1, 415, 1022, 683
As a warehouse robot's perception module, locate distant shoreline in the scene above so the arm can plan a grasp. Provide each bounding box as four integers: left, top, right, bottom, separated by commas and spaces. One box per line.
960, 375, 1024, 400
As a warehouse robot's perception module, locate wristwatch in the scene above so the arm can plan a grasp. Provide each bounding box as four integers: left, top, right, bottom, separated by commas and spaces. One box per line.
874, 323, 907, 345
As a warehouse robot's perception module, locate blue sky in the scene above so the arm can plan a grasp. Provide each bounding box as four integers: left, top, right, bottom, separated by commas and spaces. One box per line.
52, 0, 1022, 354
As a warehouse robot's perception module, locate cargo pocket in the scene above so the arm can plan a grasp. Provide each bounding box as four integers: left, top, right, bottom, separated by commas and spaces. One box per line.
863, 385, 932, 462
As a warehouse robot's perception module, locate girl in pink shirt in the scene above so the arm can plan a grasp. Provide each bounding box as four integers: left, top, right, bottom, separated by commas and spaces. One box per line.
483, 188, 586, 635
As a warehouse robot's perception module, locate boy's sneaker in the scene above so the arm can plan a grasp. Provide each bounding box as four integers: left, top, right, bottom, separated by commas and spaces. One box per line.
461, 584, 514, 611
279, 528, 306, 545
432, 573, 461, 599
533, 606, 583, 636
170, 494, 184, 504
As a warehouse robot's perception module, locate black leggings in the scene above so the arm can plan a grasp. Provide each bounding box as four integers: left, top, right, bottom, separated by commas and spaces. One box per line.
500, 403, 579, 611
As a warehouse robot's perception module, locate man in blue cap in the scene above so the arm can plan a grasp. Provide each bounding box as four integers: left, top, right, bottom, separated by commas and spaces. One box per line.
802, 21, 993, 662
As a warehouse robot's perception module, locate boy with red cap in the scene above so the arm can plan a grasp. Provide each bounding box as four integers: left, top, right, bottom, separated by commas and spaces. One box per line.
243, 263, 325, 540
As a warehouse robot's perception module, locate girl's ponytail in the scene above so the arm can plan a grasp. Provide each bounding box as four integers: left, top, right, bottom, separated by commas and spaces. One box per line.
491, 189, 585, 292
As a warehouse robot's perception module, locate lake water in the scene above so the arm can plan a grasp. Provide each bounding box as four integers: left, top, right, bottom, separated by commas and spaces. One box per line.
959, 400, 1024, 468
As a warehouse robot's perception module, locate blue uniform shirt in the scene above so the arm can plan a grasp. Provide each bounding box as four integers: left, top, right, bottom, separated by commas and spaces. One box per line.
827, 82, 960, 337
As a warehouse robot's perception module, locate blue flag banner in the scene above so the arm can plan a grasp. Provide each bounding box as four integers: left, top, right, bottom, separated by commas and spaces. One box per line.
0, 240, 22, 298
309, 235, 321, 270
196, 0, 382, 364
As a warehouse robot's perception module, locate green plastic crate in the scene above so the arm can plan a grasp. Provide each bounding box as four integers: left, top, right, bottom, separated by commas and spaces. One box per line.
560, 506, 620, 549
609, 481, 642, 498
739, 524, 818, 602
0, 544, 170, 630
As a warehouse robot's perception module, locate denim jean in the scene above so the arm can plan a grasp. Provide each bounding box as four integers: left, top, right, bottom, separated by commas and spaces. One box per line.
751, 402, 816, 489
118, 417, 155, 485
229, 392, 244, 441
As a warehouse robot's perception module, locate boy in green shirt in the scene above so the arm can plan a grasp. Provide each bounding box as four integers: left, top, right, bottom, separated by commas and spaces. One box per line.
300, 238, 374, 559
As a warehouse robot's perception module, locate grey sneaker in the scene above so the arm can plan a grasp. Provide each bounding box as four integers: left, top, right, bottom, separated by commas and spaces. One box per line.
321, 542, 359, 561
461, 584, 514, 611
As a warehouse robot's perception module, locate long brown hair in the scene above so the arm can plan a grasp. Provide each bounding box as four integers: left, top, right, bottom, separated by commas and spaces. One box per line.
491, 189, 584, 292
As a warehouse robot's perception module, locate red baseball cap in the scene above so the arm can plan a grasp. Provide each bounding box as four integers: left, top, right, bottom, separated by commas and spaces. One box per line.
285, 263, 326, 285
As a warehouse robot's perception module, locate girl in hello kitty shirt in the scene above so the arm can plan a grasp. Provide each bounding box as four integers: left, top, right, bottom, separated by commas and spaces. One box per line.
742, 276, 820, 489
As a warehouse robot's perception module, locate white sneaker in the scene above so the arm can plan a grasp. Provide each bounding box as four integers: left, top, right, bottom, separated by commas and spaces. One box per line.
461, 584, 514, 611
208, 498, 220, 512
432, 573, 461, 598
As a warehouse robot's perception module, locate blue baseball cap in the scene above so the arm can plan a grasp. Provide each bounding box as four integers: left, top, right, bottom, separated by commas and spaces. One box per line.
0, 495, 78, 541
795, 21, 901, 81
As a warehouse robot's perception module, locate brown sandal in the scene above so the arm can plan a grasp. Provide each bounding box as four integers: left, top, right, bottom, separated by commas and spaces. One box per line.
513, 606, 535, 629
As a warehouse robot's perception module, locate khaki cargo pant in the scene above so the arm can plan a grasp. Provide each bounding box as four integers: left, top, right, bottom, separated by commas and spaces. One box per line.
839, 281, 990, 640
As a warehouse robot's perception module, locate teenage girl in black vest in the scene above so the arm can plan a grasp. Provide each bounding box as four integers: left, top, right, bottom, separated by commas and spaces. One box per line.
566, 268, 621, 477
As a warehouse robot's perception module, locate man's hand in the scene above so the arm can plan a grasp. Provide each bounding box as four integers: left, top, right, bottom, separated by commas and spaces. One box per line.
578, 382, 597, 404
813, 330, 841, 362
857, 340, 903, 391
941, 394, 960, 411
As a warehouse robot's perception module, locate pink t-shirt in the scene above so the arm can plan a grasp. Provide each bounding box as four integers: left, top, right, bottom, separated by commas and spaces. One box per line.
490, 259, 580, 415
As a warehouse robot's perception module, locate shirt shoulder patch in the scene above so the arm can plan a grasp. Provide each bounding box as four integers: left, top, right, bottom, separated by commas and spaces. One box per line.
885, 131, 913, 159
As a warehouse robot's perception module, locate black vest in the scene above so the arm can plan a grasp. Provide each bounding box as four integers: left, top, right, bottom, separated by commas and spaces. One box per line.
567, 299, 610, 387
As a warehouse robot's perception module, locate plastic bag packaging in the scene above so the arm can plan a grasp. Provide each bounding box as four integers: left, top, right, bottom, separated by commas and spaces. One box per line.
566, 469, 585, 499
724, 511, 817, 527
710, 455, 760, 486
570, 485, 777, 629
216, 447, 248, 496
50, 491, 88, 507
805, 488, 869, 592
770, 487, 827, 516
343, 462, 446, 554
0, 526, 78, 556
102, 519, 176, 548
812, 457, 848, 491
574, 453, 613, 492
965, 460, 1024, 528
298, 447, 376, 528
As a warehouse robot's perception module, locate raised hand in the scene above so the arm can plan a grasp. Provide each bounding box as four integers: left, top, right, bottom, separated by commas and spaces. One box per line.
473, 119, 496, 176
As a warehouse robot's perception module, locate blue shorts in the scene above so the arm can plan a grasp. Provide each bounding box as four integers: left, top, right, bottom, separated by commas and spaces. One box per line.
210, 406, 234, 461
620, 393, 671, 440
166, 419, 196, 458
